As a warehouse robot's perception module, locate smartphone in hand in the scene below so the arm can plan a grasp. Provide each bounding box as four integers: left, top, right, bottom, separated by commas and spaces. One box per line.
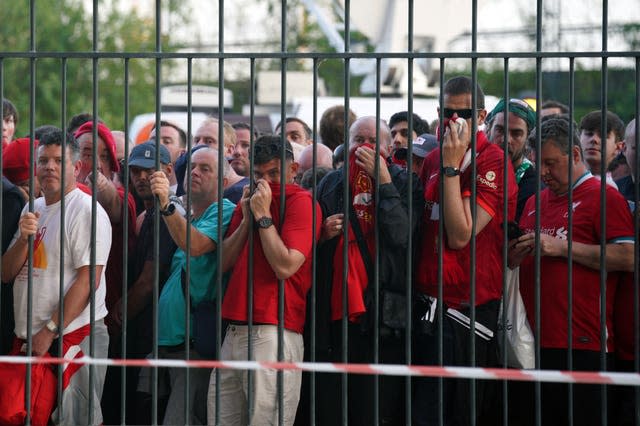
507, 222, 523, 240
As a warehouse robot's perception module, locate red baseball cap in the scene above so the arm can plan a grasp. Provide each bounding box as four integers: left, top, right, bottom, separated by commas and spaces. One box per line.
2, 137, 38, 184
74, 121, 120, 172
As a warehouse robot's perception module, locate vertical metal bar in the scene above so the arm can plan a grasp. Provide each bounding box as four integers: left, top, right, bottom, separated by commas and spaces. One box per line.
120, 57, 131, 426
25, 0, 37, 422
634, 57, 640, 426
151, 0, 162, 423
341, 0, 352, 425
245, 56, 256, 425
567, 56, 576, 426
599, 3, 610, 425
500, 58, 510, 426
185, 56, 194, 425
213, 0, 225, 422
534, 1, 543, 425
89, 1, 100, 422
56, 56, 69, 422
278, 2, 287, 425
437, 57, 445, 426
373, 57, 381, 426
405, 0, 415, 422
340, 4, 351, 424
309, 56, 319, 426
469, 1, 479, 424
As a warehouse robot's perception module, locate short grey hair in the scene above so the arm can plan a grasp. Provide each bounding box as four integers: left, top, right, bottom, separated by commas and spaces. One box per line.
348, 116, 392, 150
193, 146, 230, 178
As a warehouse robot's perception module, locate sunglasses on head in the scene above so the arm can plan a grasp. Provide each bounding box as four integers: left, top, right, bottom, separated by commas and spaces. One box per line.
443, 108, 477, 120
253, 142, 294, 158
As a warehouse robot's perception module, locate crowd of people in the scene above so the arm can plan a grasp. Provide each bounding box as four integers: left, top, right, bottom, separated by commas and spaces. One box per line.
0, 74, 638, 425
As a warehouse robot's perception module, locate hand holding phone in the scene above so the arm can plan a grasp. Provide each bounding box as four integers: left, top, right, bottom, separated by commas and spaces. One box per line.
507, 222, 523, 240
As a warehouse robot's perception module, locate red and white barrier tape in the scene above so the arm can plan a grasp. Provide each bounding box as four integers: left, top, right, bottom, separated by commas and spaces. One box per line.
1, 355, 639, 386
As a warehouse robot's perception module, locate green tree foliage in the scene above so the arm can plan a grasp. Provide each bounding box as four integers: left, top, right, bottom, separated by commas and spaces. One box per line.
446, 69, 638, 123
0, 0, 186, 136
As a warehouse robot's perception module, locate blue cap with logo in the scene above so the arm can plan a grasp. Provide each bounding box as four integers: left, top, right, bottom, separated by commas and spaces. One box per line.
128, 140, 171, 168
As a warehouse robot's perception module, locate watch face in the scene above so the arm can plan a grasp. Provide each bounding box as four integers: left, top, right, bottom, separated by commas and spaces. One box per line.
443, 167, 460, 177
161, 203, 176, 216
258, 217, 273, 228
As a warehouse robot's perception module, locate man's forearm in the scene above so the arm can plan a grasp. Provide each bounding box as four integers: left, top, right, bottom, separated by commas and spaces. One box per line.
258, 226, 304, 280
97, 185, 123, 224
162, 212, 215, 257
51, 265, 102, 330
221, 219, 249, 272
441, 176, 472, 249
565, 241, 634, 272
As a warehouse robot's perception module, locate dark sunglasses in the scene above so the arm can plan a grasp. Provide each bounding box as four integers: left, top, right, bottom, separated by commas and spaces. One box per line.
443, 108, 476, 119
253, 142, 294, 159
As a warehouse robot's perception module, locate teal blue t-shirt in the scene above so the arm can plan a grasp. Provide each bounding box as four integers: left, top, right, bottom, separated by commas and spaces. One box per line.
158, 198, 236, 346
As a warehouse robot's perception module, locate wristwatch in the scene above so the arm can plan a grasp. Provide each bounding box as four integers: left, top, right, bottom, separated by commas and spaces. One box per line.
256, 216, 274, 229
160, 202, 176, 217
442, 166, 461, 177
45, 320, 59, 335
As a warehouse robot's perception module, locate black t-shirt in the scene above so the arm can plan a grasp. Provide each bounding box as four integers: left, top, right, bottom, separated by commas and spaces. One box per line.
516, 165, 537, 223
1, 177, 26, 354
127, 206, 178, 357
2, 177, 25, 253
132, 208, 178, 280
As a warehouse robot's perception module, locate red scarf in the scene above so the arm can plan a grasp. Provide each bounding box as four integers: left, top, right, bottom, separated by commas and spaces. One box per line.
266, 182, 307, 225
331, 144, 382, 322
11, 323, 91, 389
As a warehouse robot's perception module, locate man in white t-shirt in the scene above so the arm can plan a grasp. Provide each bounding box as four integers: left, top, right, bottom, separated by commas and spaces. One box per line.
1, 129, 112, 425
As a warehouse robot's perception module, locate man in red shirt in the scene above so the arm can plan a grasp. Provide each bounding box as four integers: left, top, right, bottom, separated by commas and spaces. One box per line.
208, 135, 321, 425
73, 121, 137, 338
509, 115, 634, 426
414, 76, 518, 426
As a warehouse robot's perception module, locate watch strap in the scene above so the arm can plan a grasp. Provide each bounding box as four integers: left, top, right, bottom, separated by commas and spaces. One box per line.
257, 216, 274, 229
160, 202, 176, 216
45, 320, 59, 334
442, 166, 461, 177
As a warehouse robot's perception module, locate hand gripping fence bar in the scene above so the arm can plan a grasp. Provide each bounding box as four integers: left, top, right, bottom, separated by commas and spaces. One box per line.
1, 355, 639, 387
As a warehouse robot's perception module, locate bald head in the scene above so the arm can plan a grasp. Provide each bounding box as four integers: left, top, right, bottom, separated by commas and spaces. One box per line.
297, 143, 334, 175
349, 116, 392, 157
623, 118, 638, 180
111, 130, 132, 162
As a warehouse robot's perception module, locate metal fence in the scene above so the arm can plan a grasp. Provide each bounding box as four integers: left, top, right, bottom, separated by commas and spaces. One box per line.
0, 0, 639, 425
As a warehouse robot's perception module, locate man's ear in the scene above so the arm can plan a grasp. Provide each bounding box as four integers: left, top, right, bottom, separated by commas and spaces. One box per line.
572, 144, 583, 163
222, 176, 229, 189
289, 161, 299, 183
164, 163, 174, 178
73, 160, 82, 178
477, 109, 487, 127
